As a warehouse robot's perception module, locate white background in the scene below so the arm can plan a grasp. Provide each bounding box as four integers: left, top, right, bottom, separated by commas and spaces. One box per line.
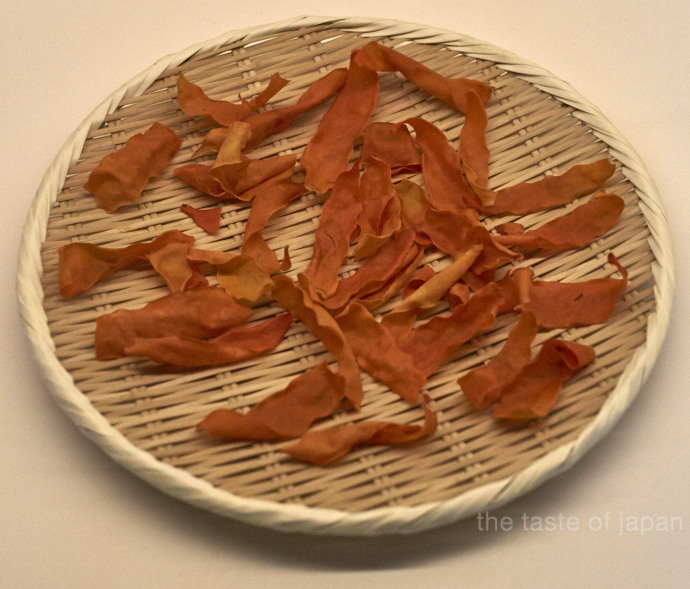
2, 2, 688, 587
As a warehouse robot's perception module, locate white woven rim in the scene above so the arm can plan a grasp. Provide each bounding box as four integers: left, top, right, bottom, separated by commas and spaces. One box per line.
16, 15, 674, 536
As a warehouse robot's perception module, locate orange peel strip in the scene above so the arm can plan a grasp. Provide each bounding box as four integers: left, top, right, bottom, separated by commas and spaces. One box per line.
301, 51, 379, 194
356, 41, 492, 112
320, 226, 419, 311
493, 339, 596, 420
458, 311, 538, 410
494, 192, 625, 253
180, 204, 222, 234
336, 302, 427, 404
195, 68, 348, 155
405, 117, 481, 212
272, 275, 364, 409
281, 395, 437, 466
176, 72, 288, 127
397, 282, 505, 377
122, 312, 293, 368
197, 362, 346, 440
480, 159, 616, 215
352, 157, 402, 260
94, 286, 252, 360
498, 254, 628, 329
83, 122, 182, 213
241, 181, 305, 274
360, 121, 421, 173
187, 248, 274, 307
58, 230, 200, 298
303, 161, 363, 300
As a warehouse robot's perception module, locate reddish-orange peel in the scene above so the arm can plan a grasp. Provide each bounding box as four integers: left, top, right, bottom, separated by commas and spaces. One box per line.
281, 396, 437, 465
336, 302, 427, 404
458, 312, 538, 410
480, 159, 616, 216
176, 71, 288, 126
397, 282, 505, 377
122, 312, 293, 368
494, 192, 625, 253
493, 339, 596, 420
303, 162, 363, 300
58, 230, 200, 297
95, 286, 252, 360
83, 122, 182, 213
272, 274, 364, 409
180, 204, 222, 234
301, 51, 379, 194
356, 41, 492, 112
498, 254, 628, 329
197, 362, 346, 440
241, 181, 305, 274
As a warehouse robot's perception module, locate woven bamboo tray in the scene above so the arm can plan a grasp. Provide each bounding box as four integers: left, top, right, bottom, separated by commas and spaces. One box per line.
17, 16, 673, 536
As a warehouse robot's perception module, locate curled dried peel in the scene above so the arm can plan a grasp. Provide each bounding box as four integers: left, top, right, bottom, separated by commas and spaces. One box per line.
355, 244, 426, 311
240, 181, 305, 274
458, 312, 538, 410
83, 122, 182, 213
174, 160, 296, 202
303, 162, 363, 300
195, 68, 348, 155
457, 89, 494, 207
397, 177, 520, 273
301, 52, 380, 194
176, 71, 288, 127
492, 339, 596, 420
281, 395, 438, 466
123, 312, 292, 368
318, 226, 421, 311
397, 282, 505, 377
94, 286, 252, 360
145, 239, 198, 293
272, 274, 364, 409
210, 152, 297, 200
173, 163, 234, 199
479, 159, 616, 216
187, 248, 274, 306
388, 245, 482, 315
336, 302, 427, 404
494, 192, 625, 252
405, 117, 481, 212
236, 68, 348, 153
190, 121, 298, 202
381, 245, 483, 338
212, 121, 252, 166
402, 264, 436, 299
180, 204, 222, 234
498, 254, 629, 329
458, 314, 596, 421
355, 41, 492, 112
352, 157, 402, 259
58, 230, 202, 298
197, 362, 346, 440
360, 121, 421, 173
241, 67, 348, 149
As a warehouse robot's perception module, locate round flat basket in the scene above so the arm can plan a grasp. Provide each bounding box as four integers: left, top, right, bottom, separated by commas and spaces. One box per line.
17, 16, 673, 536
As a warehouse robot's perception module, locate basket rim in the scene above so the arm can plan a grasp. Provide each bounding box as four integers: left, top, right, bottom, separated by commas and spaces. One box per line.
16, 15, 675, 536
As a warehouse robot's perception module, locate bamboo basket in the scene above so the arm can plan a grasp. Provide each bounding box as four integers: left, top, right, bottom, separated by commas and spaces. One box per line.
17, 16, 673, 536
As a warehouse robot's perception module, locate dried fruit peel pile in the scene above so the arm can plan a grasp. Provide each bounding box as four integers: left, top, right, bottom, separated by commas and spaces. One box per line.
57, 41, 627, 466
